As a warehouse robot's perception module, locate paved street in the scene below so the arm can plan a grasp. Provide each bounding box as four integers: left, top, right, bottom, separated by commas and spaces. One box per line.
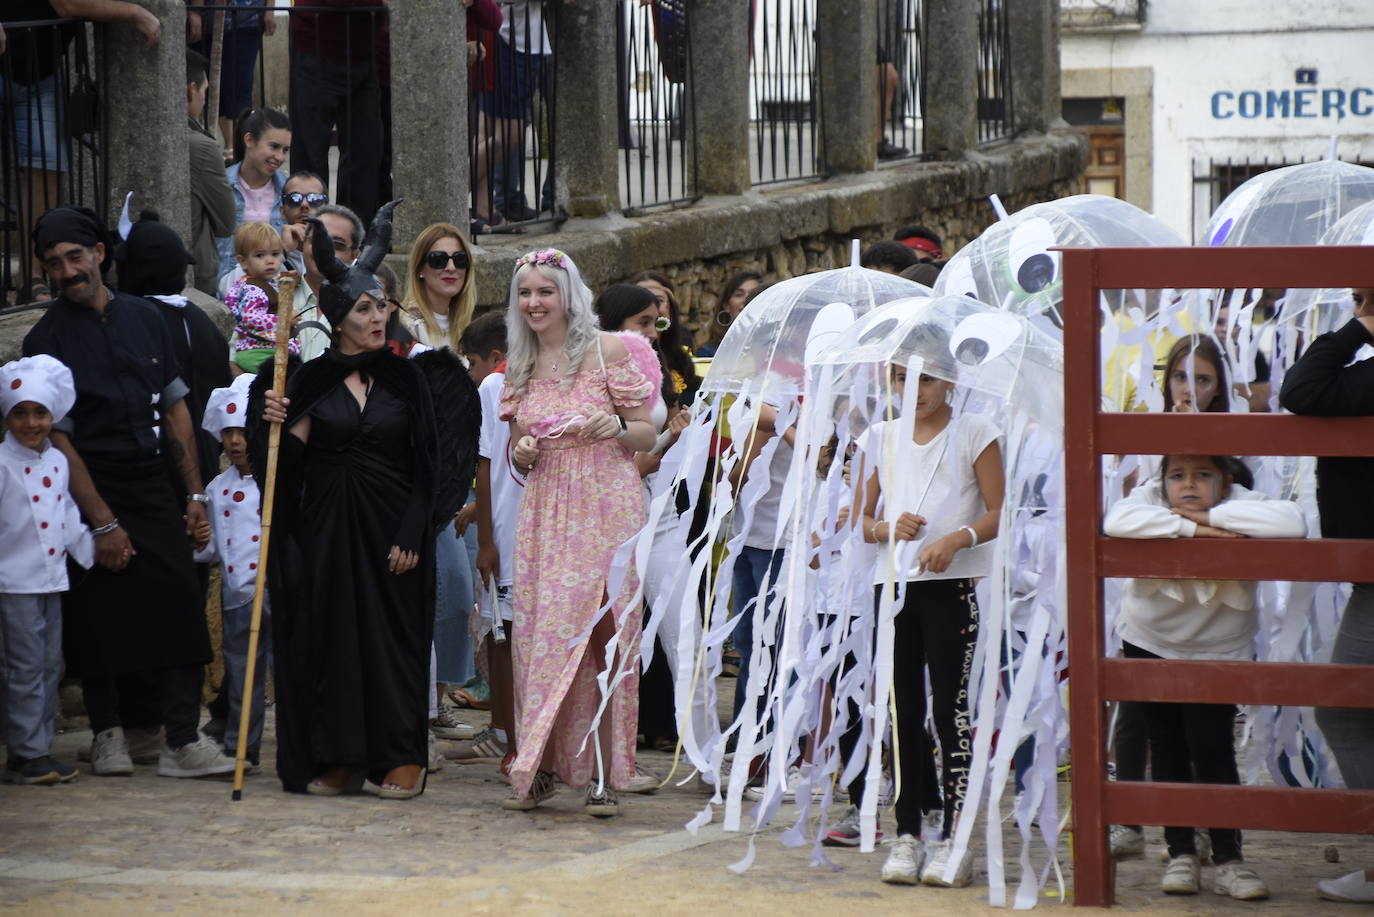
1, 696, 1366, 916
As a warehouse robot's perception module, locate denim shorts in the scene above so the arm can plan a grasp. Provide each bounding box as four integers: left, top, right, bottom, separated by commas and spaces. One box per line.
0, 73, 69, 171
477, 40, 546, 120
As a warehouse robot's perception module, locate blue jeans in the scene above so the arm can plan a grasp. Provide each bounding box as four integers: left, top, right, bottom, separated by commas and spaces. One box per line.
730, 546, 784, 723
1317, 583, 1374, 789
434, 524, 476, 686
0, 593, 62, 760
0, 73, 69, 171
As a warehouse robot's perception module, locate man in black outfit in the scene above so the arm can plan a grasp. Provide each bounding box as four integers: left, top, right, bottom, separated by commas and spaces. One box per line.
23, 206, 234, 779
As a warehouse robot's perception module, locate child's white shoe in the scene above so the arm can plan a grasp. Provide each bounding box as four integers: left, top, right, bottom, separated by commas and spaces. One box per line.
880, 834, 922, 885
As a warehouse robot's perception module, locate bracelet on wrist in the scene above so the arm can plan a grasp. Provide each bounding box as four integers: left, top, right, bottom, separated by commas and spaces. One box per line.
961, 525, 979, 549
92, 519, 121, 537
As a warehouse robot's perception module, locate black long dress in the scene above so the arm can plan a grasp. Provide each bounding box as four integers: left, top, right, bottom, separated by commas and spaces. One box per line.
253, 347, 480, 792
264, 353, 434, 792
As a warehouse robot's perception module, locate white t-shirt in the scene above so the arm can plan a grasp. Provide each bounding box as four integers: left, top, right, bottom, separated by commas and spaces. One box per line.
499, 0, 552, 54
860, 413, 1001, 584
477, 370, 525, 587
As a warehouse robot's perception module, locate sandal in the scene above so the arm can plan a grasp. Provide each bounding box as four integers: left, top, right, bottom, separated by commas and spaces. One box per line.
376, 765, 427, 800
446, 685, 492, 711
306, 767, 366, 796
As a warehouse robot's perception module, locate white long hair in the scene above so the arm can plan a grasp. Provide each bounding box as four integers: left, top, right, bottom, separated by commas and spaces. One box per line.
503, 252, 600, 394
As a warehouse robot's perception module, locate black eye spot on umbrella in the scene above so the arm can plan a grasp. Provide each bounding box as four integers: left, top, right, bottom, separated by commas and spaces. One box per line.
1016, 252, 1058, 293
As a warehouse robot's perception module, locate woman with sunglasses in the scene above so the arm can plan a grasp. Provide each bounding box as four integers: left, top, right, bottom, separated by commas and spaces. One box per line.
400, 223, 478, 353
399, 223, 483, 736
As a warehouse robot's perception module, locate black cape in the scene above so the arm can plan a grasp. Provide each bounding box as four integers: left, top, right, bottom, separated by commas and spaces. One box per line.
248, 347, 479, 792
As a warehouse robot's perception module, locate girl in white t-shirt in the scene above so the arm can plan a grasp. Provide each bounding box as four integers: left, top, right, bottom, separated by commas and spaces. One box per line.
848, 361, 1004, 888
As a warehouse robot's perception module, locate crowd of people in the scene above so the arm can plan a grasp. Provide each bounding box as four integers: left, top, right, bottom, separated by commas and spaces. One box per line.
4, 171, 1374, 907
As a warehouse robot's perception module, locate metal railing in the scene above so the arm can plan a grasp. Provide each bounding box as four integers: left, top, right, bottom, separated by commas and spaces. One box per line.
470, 1, 556, 233
193, 4, 390, 226
616, 0, 698, 215
975, 0, 1013, 145
749, 0, 823, 186
876, 0, 924, 161
1, 17, 106, 307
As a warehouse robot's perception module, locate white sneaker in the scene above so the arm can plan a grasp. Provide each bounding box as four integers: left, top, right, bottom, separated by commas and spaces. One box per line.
881, 834, 923, 885
1214, 862, 1269, 901
1318, 869, 1374, 903
1110, 824, 1145, 859
90, 727, 135, 776
624, 763, 659, 794
1161, 854, 1200, 895
743, 765, 825, 804
920, 840, 973, 887
157, 736, 236, 778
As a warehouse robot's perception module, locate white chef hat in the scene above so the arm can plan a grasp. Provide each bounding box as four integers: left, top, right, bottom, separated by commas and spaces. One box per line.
202, 373, 255, 442
0, 354, 76, 423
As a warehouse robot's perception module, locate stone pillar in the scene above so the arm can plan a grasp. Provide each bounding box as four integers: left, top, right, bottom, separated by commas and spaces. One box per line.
817, 0, 877, 173
390, 0, 468, 246
552, 0, 620, 218
923, 0, 978, 156
104, 0, 190, 243
687, 0, 751, 195
1010, 0, 1056, 135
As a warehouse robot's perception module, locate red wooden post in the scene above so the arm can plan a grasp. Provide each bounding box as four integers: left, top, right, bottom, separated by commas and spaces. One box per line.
1061, 245, 1374, 908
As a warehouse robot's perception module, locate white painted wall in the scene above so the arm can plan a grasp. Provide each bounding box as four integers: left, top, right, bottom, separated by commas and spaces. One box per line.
1061, 1, 1374, 240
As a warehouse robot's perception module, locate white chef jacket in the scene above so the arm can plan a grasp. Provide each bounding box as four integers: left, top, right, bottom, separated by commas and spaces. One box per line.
0, 435, 92, 593
194, 465, 263, 608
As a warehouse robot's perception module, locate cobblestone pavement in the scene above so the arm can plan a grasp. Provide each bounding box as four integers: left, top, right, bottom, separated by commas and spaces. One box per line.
1, 702, 1366, 916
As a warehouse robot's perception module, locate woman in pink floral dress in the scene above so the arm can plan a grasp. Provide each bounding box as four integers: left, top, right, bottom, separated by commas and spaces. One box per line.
498, 250, 658, 816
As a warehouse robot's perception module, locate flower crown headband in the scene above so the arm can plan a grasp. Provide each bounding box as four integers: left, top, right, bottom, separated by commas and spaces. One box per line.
515, 248, 568, 271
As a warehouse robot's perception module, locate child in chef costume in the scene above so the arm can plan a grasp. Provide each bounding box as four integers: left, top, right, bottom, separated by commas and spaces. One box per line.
0, 354, 92, 785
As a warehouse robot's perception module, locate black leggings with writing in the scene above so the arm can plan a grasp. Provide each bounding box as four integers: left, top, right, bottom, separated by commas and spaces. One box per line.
841, 578, 980, 839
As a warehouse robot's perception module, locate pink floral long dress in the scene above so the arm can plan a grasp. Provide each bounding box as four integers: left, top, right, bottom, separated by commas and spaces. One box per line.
499, 345, 653, 796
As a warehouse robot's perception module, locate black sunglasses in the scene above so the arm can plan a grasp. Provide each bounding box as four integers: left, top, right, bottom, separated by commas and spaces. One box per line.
283, 191, 328, 207
424, 249, 470, 270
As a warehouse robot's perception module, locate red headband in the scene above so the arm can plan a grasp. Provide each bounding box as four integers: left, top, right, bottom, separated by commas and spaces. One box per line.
901, 236, 943, 258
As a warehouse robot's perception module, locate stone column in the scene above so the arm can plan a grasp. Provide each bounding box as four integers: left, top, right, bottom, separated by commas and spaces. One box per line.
552, 0, 620, 218
104, 0, 190, 243
1010, 0, 1057, 135
390, 0, 468, 246
923, 0, 978, 156
817, 0, 877, 173
687, 0, 751, 195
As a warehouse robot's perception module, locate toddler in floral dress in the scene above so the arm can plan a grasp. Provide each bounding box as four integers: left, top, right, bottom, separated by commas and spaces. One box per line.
226, 221, 299, 374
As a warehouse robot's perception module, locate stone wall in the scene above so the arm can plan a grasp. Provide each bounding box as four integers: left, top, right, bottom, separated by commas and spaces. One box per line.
459, 129, 1087, 349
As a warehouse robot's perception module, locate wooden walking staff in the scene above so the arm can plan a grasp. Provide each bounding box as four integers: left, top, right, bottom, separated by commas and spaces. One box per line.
232, 270, 299, 800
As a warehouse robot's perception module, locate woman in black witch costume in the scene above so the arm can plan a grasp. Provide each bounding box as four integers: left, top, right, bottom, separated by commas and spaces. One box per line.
253, 201, 479, 798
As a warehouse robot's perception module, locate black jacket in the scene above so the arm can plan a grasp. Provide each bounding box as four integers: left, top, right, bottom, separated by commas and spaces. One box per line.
1278, 318, 1374, 542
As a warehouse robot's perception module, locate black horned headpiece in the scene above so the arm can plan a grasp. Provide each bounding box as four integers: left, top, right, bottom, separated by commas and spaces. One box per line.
308, 198, 401, 328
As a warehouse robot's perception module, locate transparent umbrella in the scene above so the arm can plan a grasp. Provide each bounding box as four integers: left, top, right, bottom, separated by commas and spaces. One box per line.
1205, 159, 1374, 247
700, 265, 931, 398
1276, 198, 1374, 335
933, 194, 1185, 325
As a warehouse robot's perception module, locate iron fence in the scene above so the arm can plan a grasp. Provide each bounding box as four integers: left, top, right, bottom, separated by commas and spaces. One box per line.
1190, 155, 1374, 243
616, 0, 697, 215
876, 0, 924, 161
0, 17, 105, 308
975, 0, 1013, 145
470, 1, 556, 234
192, 4, 390, 228
749, 0, 823, 186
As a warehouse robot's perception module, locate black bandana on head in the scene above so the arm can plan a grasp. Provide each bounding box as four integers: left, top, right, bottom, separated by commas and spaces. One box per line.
115, 215, 195, 297
33, 205, 115, 270
309, 199, 400, 328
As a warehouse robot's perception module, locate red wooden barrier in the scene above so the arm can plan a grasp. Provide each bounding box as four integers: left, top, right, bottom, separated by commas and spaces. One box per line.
1062, 245, 1374, 907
